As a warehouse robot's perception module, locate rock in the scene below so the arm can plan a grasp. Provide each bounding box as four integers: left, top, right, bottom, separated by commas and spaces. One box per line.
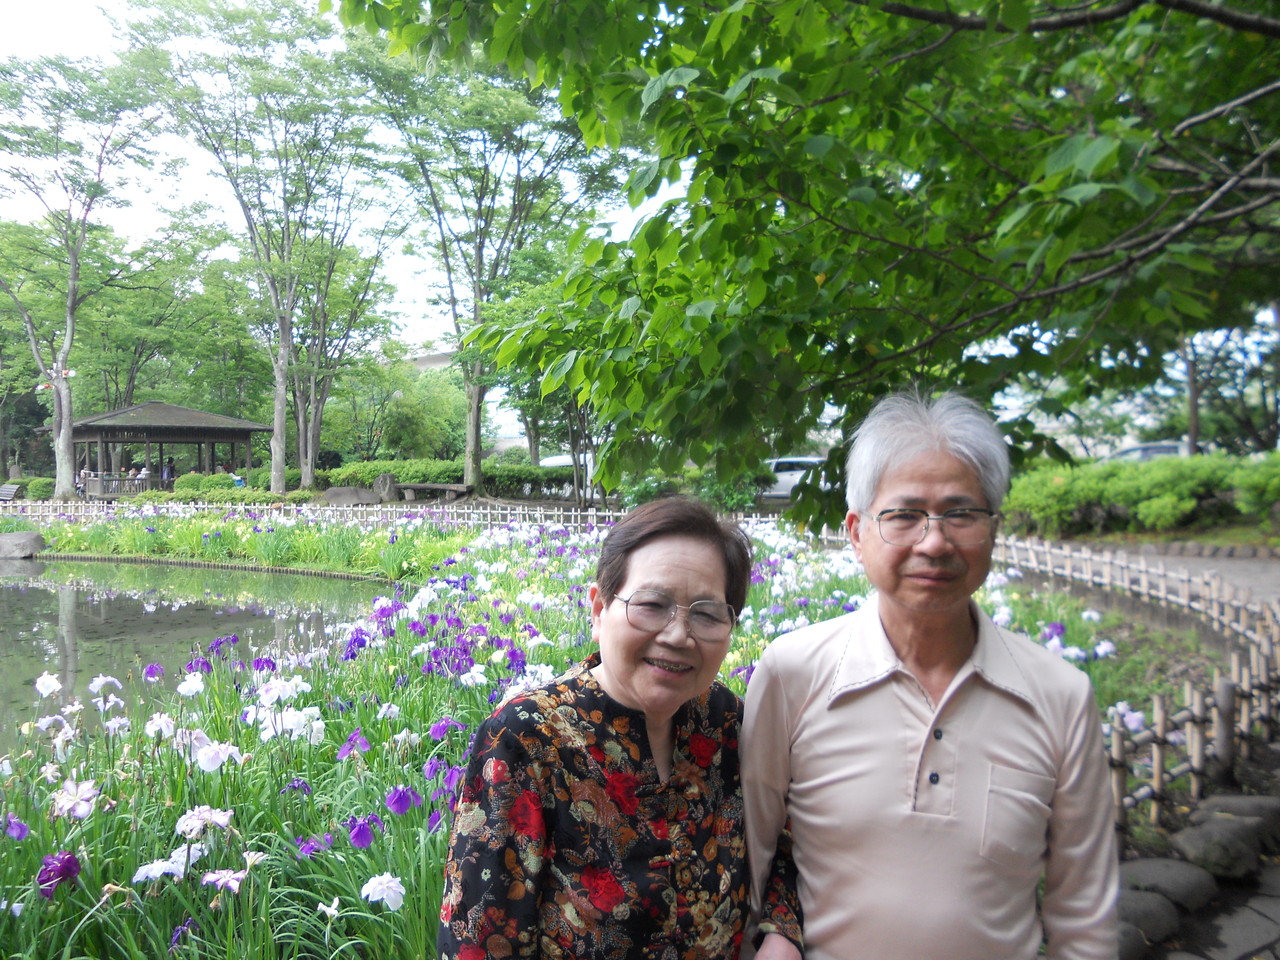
1170, 817, 1264, 878
372, 473, 400, 503
7, 463, 21, 479
1193, 795, 1280, 852
1117, 889, 1180, 944
321, 486, 381, 506
0, 531, 46, 559
1117, 921, 1150, 960
1120, 858, 1218, 912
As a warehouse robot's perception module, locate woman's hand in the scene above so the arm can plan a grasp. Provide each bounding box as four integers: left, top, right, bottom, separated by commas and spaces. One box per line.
754, 932, 802, 960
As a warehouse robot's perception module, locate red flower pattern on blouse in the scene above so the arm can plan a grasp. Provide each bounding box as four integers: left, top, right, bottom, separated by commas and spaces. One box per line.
436, 653, 751, 960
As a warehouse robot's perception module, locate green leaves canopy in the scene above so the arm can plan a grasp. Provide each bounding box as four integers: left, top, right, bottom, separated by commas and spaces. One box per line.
331, 0, 1280, 521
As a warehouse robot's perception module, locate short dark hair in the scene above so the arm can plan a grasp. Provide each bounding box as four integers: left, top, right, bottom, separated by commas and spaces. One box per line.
595, 497, 753, 615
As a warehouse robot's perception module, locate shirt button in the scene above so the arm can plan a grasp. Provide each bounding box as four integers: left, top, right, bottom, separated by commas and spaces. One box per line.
928, 772, 940, 785
933, 729, 943, 740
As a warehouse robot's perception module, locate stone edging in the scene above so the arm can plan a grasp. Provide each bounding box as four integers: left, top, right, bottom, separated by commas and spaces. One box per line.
1119, 792, 1280, 960
1128, 541, 1280, 560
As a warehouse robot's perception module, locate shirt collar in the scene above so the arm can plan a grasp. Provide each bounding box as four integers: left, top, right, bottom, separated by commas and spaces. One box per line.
829, 594, 1038, 709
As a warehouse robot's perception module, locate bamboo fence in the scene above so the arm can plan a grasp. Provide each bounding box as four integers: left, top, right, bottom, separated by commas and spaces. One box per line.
5, 499, 1278, 828
993, 536, 1280, 830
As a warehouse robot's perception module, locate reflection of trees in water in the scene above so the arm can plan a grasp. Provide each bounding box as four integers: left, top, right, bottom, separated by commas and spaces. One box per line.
0, 565, 385, 748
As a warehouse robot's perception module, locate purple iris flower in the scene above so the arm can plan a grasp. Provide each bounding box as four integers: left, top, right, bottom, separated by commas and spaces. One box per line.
252, 657, 277, 672
5, 813, 29, 840
36, 850, 81, 898
342, 814, 384, 848
408, 620, 427, 637
385, 785, 423, 815
731, 664, 757, 686
427, 809, 444, 832
429, 716, 465, 741
342, 627, 371, 662
207, 633, 240, 657
1040, 621, 1067, 642
423, 756, 446, 780
442, 765, 464, 794
185, 657, 213, 674
170, 917, 198, 953
143, 663, 165, 682
336, 727, 371, 761
294, 833, 333, 859
279, 777, 312, 795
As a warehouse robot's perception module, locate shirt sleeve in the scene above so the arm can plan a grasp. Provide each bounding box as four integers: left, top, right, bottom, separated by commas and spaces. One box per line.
437, 710, 551, 960
1042, 680, 1119, 960
741, 649, 804, 954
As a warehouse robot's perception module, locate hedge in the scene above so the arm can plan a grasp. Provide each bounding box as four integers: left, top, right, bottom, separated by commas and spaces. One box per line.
1004, 453, 1278, 538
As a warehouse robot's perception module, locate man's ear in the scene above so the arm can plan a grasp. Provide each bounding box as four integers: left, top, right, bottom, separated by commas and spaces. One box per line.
846, 510, 865, 561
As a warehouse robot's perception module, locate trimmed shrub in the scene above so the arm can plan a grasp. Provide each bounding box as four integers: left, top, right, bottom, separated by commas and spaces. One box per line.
201, 472, 237, 491
25, 477, 53, 500
172, 472, 204, 493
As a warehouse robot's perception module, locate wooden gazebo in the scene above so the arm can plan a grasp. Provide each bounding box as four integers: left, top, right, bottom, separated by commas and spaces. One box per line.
42, 401, 272, 499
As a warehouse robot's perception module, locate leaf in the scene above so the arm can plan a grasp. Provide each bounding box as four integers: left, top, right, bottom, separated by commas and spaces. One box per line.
1073, 136, 1119, 178
541, 349, 579, 395
686, 300, 717, 319
1058, 182, 1104, 206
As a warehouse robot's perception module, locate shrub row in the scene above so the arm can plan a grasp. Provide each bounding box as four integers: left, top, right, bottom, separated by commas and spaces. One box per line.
1004, 453, 1280, 538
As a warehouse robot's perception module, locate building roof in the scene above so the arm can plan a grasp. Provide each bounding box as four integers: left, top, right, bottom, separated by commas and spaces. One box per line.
38, 401, 271, 443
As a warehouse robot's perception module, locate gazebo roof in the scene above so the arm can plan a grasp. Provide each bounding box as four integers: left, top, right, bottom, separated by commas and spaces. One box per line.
71, 401, 270, 432
40, 401, 271, 443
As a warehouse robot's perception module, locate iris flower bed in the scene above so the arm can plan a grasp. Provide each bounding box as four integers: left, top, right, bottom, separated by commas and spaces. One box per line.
0, 513, 1178, 958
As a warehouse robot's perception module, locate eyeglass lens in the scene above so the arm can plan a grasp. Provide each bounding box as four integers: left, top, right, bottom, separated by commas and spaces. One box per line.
621, 590, 734, 641
876, 508, 995, 546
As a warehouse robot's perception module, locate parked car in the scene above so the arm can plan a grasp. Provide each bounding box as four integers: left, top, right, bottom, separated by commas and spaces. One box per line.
1100, 441, 1196, 462
761, 456, 827, 499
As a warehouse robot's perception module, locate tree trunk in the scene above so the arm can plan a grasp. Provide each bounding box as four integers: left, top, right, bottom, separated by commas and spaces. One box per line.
270, 320, 290, 495
51, 378, 76, 500
1185, 343, 1200, 455
463, 360, 486, 489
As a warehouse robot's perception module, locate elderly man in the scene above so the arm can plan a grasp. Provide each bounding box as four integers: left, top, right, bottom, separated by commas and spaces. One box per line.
742, 391, 1117, 960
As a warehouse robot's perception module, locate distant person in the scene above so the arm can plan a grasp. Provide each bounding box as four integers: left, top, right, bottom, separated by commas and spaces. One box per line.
742, 391, 1118, 960
161, 458, 175, 481
138, 465, 150, 478
127, 467, 139, 479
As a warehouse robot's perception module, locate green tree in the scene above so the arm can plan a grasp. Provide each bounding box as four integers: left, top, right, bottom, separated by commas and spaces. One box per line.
0, 57, 160, 498
131, 0, 398, 492
335, 0, 1280, 523
351, 45, 629, 488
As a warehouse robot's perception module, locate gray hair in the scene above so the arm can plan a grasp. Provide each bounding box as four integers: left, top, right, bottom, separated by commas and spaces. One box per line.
845, 391, 1011, 514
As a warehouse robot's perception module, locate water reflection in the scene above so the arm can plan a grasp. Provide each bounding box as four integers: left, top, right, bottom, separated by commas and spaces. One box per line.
0, 559, 390, 753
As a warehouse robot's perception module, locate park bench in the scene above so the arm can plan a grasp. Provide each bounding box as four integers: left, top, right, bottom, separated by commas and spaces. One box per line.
0, 483, 20, 502
371, 473, 473, 503
395, 482, 472, 502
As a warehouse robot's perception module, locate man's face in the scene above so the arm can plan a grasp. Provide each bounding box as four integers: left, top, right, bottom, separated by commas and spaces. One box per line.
846, 450, 995, 627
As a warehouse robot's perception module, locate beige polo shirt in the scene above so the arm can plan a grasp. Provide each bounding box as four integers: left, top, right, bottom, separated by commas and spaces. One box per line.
742, 596, 1118, 960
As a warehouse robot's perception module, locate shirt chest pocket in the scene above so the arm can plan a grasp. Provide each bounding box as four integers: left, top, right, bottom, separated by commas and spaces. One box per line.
980, 763, 1055, 869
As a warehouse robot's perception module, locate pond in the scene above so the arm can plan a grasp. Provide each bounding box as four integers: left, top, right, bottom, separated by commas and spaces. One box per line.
0, 558, 392, 754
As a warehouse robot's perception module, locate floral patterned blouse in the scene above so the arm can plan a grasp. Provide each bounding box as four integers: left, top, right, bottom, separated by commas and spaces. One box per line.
437, 652, 748, 960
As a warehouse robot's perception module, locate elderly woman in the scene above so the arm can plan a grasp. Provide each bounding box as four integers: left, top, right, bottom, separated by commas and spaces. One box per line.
437, 497, 754, 960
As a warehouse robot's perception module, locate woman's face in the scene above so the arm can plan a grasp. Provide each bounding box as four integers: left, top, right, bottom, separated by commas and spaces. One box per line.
590, 535, 731, 727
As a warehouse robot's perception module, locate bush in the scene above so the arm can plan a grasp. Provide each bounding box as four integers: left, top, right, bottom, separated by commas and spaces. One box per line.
24, 477, 53, 500
1232, 453, 1280, 532
1005, 454, 1246, 538
172, 472, 204, 493
200, 472, 237, 491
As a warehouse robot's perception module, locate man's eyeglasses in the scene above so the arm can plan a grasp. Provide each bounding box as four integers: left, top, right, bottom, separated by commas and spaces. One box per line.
617, 589, 736, 642
874, 508, 1000, 546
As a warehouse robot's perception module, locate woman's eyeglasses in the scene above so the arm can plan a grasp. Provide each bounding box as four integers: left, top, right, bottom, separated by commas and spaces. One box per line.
617, 589, 736, 642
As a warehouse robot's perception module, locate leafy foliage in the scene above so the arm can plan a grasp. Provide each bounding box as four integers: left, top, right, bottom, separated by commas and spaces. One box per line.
333, 0, 1280, 527
1003, 455, 1270, 537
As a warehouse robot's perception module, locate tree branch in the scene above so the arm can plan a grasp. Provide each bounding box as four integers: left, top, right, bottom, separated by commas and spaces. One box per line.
1172, 78, 1280, 137
847, 0, 1280, 38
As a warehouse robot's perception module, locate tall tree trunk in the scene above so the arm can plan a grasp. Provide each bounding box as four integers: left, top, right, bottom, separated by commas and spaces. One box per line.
464, 362, 486, 489
270, 317, 290, 495
1185, 340, 1200, 455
